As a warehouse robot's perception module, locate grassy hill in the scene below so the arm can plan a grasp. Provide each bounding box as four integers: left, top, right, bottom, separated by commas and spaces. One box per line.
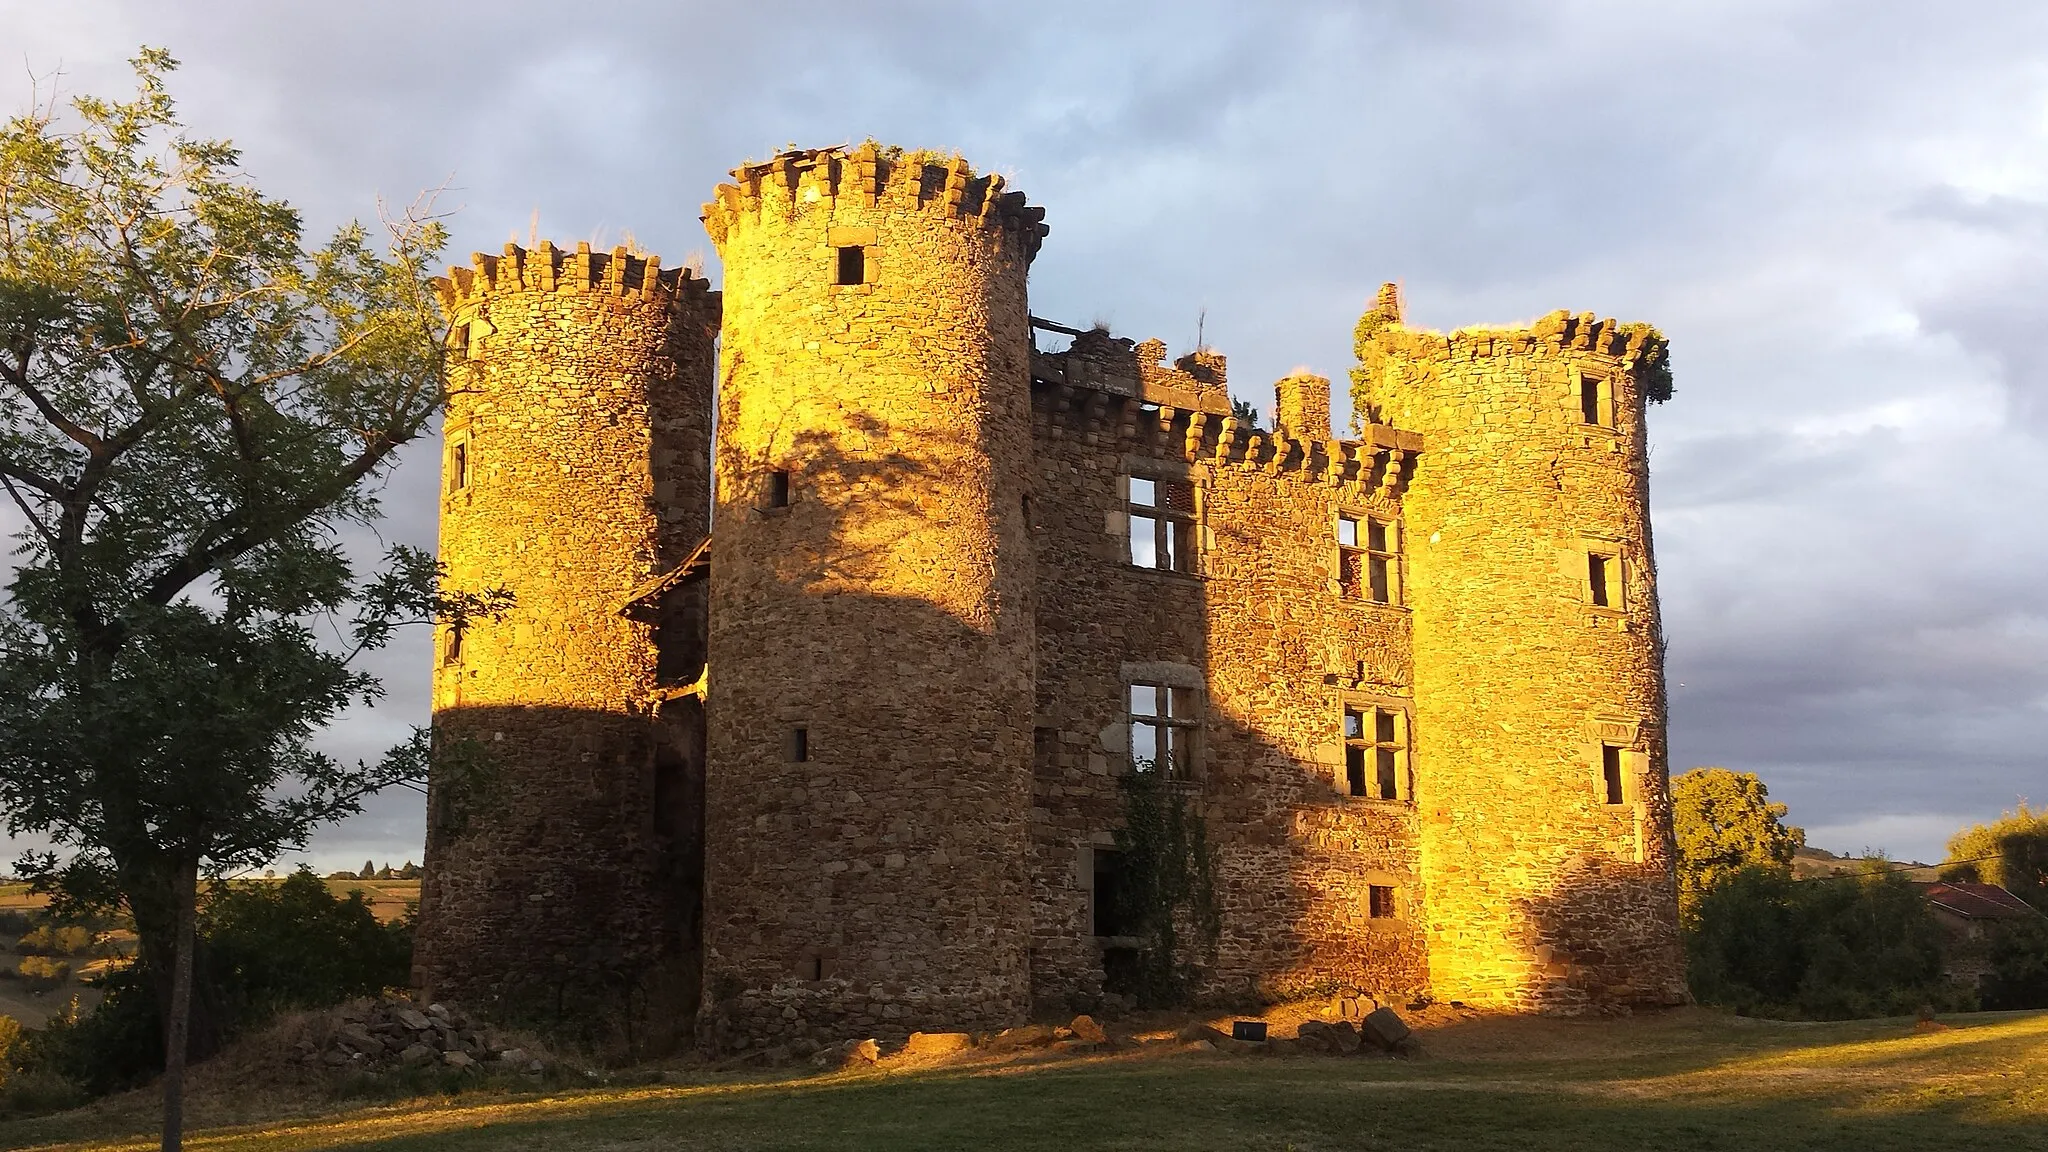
3, 1008, 2044, 1151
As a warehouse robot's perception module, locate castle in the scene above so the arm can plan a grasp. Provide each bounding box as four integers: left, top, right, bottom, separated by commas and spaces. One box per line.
414, 143, 1688, 1053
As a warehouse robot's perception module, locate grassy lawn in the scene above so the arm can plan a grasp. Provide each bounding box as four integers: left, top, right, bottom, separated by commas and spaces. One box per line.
3, 1009, 2044, 1151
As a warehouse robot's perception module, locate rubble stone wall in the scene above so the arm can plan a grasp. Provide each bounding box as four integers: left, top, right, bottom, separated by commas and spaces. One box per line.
1357, 303, 1687, 1011
1027, 341, 1431, 1008
418, 242, 717, 1048
697, 146, 1046, 1050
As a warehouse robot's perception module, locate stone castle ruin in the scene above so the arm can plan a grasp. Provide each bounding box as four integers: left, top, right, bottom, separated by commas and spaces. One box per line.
414, 142, 1687, 1052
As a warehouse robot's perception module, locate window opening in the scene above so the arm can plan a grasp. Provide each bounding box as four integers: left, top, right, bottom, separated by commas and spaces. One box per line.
1368, 885, 1397, 919
442, 624, 464, 667
1343, 704, 1407, 801
787, 726, 810, 763
1129, 681, 1199, 778
835, 245, 865, 286
767, 470, 792, 509
1601, 744, 1625, 805
1127, 475, 1197, 573
1093, 848, 1136, 937
805, 956, 825, 981
1580, 374, 1610, 426
1588, 552, 1615, 608
1338, 514, 1399, 603
448, 440, 469, 493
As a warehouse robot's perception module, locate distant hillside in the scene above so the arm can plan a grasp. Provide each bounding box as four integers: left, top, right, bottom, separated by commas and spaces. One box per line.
1793, 845, 1941, 881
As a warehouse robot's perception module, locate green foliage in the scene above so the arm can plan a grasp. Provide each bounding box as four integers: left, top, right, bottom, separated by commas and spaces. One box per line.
13, 924, 92, 957
1110, 767, 1222, 1007
1345, 285, 1404, 427
3, 868, 412, 1104
10, 956, 69, 990
1229, 397, 1260, 429
1980, 915, 2048, 1010
1687, 862, 1966, 1019
1943, 803, 2048, 913
202, 868, 411, 1021
1671, 767, 1804, 923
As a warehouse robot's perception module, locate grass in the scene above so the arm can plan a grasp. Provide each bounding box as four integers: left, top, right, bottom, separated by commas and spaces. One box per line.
2, 1008, 2044, 1151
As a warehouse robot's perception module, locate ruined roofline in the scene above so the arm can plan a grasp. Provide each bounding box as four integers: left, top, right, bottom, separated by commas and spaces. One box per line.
700, 141, 1049, 260
431, 240, 721, 318
1361, 283, 1673, 402
1032, 373, 1421, 499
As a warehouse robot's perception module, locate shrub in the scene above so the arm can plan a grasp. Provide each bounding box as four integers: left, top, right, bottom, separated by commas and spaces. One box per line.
1688, 861, 1967, 1018
0, 911, 31, 938
1981, 915, 2048, 1010
1944, 804, 2048, 914
14, 925, 93, 957
12, 957, 69, 991
203, 867, 412, 1021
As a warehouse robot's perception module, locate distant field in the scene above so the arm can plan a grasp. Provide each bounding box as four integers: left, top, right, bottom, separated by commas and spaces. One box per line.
317, 879, 420, 925
5, 1008, 2044, 1152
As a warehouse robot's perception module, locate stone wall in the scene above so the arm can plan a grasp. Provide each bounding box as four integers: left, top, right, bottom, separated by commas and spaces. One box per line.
696, 144, 1047, 1051
417, 242, 718, 1050
1357, 296, 1687, 1011
1027, 338, 1431, 1007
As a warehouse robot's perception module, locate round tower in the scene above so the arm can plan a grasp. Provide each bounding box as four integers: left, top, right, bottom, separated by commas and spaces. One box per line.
418, 241, 720, 1048
698, 144, 1047, 1048
1354, 287, 1688, 1011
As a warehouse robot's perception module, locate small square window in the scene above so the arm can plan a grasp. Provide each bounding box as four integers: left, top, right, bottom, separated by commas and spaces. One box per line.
1368, 885, 1397, 919
767, 470, 792, 509
1588, 552, 1616, 608
787, 726, 810, 763
836, 245, 865, 286
1601, 745, 1625, 805
1580, 374, 1612, 427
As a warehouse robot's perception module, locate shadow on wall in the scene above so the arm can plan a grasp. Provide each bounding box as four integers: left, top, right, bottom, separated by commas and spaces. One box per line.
422, 696, 703, 1060
1521, 854, 1689, 1011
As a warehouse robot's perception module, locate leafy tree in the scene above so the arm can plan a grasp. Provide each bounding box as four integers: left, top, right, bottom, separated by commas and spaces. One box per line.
1942, 803, 2048, 913
1687, 860, 1962, 1019
1229, 397, 1260, 429
1981, 915, 2048, 1010
1671, 767, 1804, 921
0, 50, 492, 1148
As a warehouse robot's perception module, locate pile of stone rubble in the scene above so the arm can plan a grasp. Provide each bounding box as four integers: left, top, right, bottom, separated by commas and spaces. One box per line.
294, 995, 547, 1075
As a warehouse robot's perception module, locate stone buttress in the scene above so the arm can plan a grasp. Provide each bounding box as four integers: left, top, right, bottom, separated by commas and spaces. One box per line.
1354, 286, 1687, 1011
418, 242, 719, 1048
696, 145, 1048, 1049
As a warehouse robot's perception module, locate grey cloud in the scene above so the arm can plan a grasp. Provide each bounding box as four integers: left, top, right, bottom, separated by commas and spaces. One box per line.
5, 0, 2048, 867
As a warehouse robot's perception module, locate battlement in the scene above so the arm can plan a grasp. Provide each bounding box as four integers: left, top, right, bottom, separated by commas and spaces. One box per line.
431, 240, 720, 318
1358, 283, 1672, 402
1031, 330, 1420, 497
700, 142, 1049, 260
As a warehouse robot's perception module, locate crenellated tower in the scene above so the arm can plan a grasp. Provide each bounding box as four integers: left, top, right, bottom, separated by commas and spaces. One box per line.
696, 144, 1047, 1048
1354, 286, 1688, 1012
418, 241, 720, 1048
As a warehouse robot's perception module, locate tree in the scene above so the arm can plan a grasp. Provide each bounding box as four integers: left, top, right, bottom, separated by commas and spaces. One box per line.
0, 51, 486, 1149
1229, 397, 1260, 429
1671, 767, 1804, 921
1942, 804, 2048, 913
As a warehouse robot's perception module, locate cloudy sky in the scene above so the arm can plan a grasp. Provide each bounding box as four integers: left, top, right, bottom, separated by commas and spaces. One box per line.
4, 0, 2044, 867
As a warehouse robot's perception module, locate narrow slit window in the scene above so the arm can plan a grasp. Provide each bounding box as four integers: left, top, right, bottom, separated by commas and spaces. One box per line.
1343, 705, 1408, 801
787, 726, 810, 763
767, 470, 792, 509
835, 245, 865, 286
1093, 848, 1133, 937
442, 623, 464, 667
1126, 476, 1197, 573
448, 440, 469, 494
1601, 744, 1625, 805
1589, 552, 1615, 608
1368, 885, 1397, 919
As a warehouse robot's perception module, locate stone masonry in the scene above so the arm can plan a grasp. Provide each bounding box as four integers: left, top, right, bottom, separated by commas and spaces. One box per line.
418, 143, 1687, 1053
